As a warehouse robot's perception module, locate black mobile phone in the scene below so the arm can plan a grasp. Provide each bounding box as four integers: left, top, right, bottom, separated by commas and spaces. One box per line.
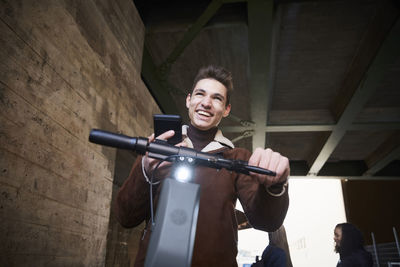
153, 114, 182, 145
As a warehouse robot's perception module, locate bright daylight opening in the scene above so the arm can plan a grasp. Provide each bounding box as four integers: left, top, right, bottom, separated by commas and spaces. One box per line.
236, 178, 347, 267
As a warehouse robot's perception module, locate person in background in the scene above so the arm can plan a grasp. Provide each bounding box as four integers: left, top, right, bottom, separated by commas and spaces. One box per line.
260, 237, 286, 267
252, 225, 292, 267
334, 223, 373, 267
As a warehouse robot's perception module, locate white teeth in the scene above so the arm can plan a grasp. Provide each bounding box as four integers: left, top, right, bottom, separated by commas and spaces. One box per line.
197, 110, 211, 117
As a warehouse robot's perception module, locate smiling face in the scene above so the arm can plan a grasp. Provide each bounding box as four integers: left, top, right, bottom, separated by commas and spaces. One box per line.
186, 78, 231, 131
334, 226, 342, 252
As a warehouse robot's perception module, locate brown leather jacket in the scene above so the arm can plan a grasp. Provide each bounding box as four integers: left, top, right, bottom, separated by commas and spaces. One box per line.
116, 144, 289, 267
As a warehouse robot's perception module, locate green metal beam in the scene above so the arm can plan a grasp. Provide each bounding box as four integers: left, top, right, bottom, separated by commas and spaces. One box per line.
308, 17, 400, 176
247, 0, 276, 150
142, 0, 241, 114
141, 46, 180, 114
221, 122, 400, 133
159, 0, 224, 76
364, 146, 400, 176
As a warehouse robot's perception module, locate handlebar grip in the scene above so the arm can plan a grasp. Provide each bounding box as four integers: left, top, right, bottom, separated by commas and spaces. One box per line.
89, 129, 138, 150
244, 165, 276, 176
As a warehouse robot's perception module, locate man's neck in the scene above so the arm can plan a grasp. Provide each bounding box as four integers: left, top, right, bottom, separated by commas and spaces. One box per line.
187, 123, 218, 151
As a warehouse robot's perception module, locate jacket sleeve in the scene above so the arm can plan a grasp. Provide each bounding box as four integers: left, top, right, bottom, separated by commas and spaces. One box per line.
115, 155, 152, 228
231, 148, 289, 232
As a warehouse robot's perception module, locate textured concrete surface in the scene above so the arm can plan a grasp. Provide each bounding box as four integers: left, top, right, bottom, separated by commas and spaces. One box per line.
0, 0, 159, 265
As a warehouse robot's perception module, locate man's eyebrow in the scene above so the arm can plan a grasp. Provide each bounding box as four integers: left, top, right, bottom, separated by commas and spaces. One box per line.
193, 88, 225, 100
212, 92, 225, 100
193, 88, 205, 93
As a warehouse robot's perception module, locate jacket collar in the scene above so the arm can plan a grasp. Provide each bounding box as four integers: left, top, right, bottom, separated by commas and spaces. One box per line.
182, 125, 234, 152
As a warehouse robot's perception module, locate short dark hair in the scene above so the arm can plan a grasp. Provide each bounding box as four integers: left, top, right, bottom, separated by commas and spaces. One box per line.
192, 65, 233, 106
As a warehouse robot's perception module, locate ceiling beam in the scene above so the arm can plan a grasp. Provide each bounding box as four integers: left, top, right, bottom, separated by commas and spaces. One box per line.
247, 0, 277, 150
222, 125, 334, 132
365, 132, 400, 165
221, 122, 400, 133
141, 46, 180, 114
349, 123, 400, 131
142, 0, 225, 114
331, 0, 399, 121
158, 0, 223, 77
364, 146, 400, 176
364, 132, 400, 176
307, 16, 400, 176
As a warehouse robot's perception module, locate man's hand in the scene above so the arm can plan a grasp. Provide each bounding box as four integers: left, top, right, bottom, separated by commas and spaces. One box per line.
248, 148, 290, 188
143, 130, 186, 177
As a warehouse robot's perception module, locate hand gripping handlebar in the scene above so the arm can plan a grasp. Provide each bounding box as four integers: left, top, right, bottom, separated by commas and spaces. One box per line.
89, 129, 276, 176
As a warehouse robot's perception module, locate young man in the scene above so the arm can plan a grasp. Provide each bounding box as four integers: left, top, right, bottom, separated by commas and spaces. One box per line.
116, 65, 290, 267
334, 223, 373, 267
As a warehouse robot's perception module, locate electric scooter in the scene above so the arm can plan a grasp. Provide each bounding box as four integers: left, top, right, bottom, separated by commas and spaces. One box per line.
89, 129, 275, 267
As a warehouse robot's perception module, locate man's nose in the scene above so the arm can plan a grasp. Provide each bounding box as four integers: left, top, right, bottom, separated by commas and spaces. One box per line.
201, 96, 212, 107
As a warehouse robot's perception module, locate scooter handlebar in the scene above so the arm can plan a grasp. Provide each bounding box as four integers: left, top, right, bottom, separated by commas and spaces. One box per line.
89, 129, 275, 176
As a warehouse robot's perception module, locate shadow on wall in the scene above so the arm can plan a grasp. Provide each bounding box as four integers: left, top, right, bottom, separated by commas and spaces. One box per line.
105, 149, 144, 267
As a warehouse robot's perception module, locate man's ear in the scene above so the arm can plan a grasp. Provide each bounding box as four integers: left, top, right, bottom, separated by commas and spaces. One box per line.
223, 104, 231, 117
186, 93, 191, 109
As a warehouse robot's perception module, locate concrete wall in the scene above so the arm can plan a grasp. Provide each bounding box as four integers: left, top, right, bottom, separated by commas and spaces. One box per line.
105, 149, 142, 267
0, 0, 160, 266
